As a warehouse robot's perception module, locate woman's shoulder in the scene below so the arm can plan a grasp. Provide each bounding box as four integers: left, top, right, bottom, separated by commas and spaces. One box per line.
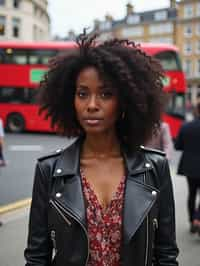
140, 145, 166, 158
37, 139, 80, 177
140, 145, 167, 172
140, 146, 169, 188
38, 148, 64, 162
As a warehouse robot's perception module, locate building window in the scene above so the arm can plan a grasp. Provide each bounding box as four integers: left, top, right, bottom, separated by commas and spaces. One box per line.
12, 18, 20, 37
195, 59, 200, 76
196, 41, 200, 54
0, 16, 6, 36
33, 25, 37, 40
13, 0, 20, 8
0, 0, 5, 5
184, 42, 192, 55
121, 26, 144, 38
99, 21, 112, 31
183, 60, 192, 77
196, 23, 200, 36
149, 37, 173, 44
184, 24, 192, 37
197, 3, 200, 16
184, 4, 193, 18
154, 11, 167, 21
149, 22, 173, 34
34, 4, 37, 15
126, 14, 140, 24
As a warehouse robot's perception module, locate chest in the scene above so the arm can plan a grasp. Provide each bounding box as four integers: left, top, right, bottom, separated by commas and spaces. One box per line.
80, 156, 125, 208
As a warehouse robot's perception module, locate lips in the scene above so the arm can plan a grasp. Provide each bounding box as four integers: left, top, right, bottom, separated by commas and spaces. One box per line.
83, 118, 103, 126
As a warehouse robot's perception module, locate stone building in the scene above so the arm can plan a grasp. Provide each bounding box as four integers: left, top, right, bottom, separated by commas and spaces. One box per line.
93, 0, 200, 104
0, 0, 50, 41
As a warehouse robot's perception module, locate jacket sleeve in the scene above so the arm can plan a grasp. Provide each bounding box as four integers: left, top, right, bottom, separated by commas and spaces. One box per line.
155, 158, 179, 266
24, 162, 52, 266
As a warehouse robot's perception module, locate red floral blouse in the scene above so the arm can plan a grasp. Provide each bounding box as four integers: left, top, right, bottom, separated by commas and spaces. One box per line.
81, 171, 125, 266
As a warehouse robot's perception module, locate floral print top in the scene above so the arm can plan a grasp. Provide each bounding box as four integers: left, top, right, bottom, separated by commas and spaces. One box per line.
80, 170, 126, 266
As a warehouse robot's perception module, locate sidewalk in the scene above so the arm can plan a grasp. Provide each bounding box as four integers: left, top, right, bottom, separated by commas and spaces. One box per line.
0, 207, 29, 266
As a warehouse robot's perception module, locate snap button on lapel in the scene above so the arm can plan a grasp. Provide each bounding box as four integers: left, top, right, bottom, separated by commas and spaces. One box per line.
145, 163, 151, 168
152, 191, 157, 196
56, 169, 62, 174
56, 192, 62, 198
56, 149, 62, 153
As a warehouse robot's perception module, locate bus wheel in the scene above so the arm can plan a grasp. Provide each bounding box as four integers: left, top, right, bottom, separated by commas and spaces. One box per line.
6, 113, 25, 133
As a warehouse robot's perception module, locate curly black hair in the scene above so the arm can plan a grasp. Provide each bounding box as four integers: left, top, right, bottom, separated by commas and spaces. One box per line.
38, 29, 165, 152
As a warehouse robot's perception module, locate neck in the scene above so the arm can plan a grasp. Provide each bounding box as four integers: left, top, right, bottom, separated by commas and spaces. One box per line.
82, 132, 121, 158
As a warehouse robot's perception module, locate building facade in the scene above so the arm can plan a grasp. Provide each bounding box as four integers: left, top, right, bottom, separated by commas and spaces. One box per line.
0, 0, 50, 41
93, 0, 200, 104
176, 0, 200, 103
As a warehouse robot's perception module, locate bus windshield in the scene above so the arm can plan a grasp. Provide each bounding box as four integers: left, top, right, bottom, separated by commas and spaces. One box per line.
155, 51, 182, 71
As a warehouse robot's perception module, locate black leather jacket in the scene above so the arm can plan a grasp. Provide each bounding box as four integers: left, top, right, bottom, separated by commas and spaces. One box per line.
24, 138, 179, 266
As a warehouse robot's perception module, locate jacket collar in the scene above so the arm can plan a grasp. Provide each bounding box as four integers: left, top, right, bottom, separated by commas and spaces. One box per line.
53, 138, 153, 178
52, 138, 157, 243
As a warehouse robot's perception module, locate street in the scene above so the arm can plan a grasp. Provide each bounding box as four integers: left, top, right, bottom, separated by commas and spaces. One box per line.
0, 133, 200, 266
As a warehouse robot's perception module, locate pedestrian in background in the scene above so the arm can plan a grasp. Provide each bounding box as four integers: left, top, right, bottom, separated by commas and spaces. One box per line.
175, 102, 200, 234
146, 121, 174, 161
0, 117, 6, 167
24, 30, 179, 266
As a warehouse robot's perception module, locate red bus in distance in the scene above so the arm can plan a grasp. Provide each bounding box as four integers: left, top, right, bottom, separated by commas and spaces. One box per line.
0, 41, 186, 138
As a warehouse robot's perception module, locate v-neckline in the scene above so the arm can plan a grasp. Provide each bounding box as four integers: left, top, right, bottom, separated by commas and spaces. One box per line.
80, 169, 125, 213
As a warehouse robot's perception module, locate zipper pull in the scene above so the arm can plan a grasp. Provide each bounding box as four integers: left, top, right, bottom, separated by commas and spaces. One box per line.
152, 218, 158, 230
51, 230, 57, 256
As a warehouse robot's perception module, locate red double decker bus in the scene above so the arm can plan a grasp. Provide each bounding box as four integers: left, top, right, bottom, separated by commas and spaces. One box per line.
0, 41, 186, 138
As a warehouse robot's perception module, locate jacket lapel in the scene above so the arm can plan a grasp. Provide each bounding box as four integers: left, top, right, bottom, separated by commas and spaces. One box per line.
52, 138, 87, 227
123, 175, 158, 244
122, 149, 159, 244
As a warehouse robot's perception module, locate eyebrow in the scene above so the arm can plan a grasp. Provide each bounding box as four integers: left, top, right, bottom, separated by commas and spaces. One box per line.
77, 84, 110, 90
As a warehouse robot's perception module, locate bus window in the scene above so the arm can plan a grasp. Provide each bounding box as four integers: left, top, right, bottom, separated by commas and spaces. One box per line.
0, 48, 5, 63
155, 51, 182, 71
29, 50, 57, 65
0, 87, 35, 104
5, 49, 28, 64
28, 89, 37, 104
165, 92, 185, 119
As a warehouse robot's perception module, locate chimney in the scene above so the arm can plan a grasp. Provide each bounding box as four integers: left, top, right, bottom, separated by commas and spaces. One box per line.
170, 0, 176, 8
105, 14, 113, 22
126, 3, 134, 16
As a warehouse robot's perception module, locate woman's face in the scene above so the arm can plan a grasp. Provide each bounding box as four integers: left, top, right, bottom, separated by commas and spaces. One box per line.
75, 67, 120, 136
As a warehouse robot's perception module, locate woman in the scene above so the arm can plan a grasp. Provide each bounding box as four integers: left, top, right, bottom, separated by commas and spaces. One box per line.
24, 31, 179, 265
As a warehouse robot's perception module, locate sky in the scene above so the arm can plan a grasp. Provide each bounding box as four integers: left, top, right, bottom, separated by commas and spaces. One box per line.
48, 0, 169, 37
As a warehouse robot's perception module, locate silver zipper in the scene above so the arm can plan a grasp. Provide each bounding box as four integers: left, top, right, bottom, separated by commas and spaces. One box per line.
51, 230, 57, 257
49, 199, 71, 226
49, 199, 90, 266
153, 218, 158, 230
143, 173, 149, 266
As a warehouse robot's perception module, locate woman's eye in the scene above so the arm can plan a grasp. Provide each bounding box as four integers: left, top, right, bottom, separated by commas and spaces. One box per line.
76, 91, 88, 98
101, 91, 113, 98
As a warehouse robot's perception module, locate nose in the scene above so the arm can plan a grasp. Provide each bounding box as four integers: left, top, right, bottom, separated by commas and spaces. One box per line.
87, 95, 99, 112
